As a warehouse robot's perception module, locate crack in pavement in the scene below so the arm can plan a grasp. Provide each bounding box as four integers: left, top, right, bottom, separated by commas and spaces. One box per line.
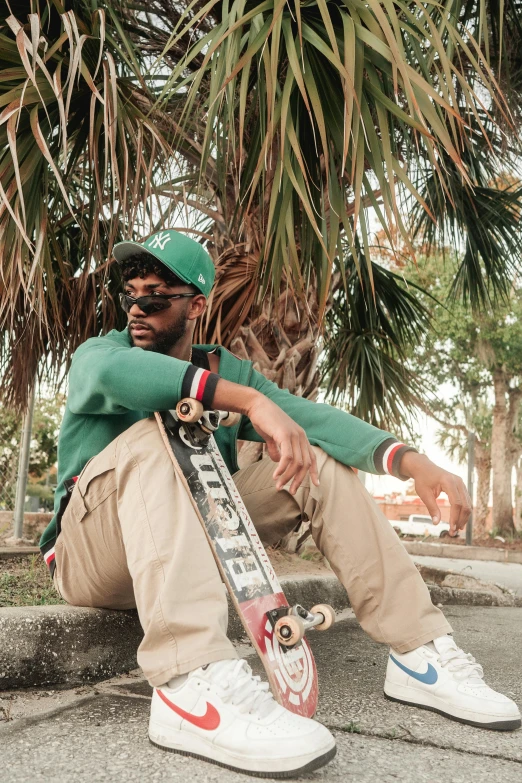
328, 723, 522, 765
0, 694, 98, 735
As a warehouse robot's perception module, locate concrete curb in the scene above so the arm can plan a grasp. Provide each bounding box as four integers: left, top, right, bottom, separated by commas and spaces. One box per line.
0, 547, 40, 560
0, 605, 143, 691
402, 540, 522, 564
429, 584, 522, 608
0, 576, 349, 691
2, 573, 521, 691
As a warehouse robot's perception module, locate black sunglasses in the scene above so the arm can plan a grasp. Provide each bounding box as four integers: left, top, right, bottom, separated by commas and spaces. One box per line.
119, 292, 196, 315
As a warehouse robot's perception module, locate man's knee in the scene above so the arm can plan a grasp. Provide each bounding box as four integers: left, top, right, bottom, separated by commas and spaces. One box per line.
116, 415, 165, 461
311, 446, 357, 485
118, 414, 158, 443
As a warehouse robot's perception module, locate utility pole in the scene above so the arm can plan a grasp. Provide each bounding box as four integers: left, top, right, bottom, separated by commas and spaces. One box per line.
13, 385, 36, 540
466, 431, 475, 546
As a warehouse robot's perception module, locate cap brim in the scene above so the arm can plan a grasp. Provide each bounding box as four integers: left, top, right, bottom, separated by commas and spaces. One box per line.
113, 242, 158, 263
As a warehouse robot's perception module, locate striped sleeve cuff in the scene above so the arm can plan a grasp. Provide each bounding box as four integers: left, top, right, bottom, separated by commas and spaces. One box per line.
373, 438, 417, 481
41, 542, 56, 577
181, 366, 220, 410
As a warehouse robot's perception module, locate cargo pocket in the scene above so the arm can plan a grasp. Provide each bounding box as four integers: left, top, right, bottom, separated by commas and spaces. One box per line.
75, 443, 118, 519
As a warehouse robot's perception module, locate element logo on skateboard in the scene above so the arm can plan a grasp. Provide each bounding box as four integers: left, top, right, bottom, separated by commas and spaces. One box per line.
263, 617, 316, 707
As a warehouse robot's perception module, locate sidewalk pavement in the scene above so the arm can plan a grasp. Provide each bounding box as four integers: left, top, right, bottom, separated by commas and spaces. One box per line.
403, 540, 522, 564
1, 606, 521, 782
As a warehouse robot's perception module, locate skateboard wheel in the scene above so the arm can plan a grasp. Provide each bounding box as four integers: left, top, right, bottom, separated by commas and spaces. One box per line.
310, 604, 335, 631
176, 398, 204, 423
218, 411, 241, 427
274, 615, 305, 646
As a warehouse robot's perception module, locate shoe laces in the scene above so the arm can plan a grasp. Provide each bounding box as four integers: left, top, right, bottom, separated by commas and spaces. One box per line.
435, 643, 484, 683
203, 659, 277, 718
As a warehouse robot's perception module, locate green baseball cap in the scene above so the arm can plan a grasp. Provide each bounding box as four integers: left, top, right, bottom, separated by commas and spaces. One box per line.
113, 229, 215, 297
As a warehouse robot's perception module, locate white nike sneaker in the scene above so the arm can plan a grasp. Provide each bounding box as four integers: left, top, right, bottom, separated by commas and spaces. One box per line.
384, 635, 521, 730
149, 658, 336, 777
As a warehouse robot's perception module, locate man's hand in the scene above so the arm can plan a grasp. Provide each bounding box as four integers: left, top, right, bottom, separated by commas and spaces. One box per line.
211, 380, 318, 494
399, 452, 472, 536
246, 394, 320, 495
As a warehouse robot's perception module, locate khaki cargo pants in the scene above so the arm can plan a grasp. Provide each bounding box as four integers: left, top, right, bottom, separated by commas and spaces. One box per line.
54, 417, 452, 687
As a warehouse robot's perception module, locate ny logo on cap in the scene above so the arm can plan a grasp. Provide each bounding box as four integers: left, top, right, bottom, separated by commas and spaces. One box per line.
148, 231, 172, 250
198, 274, 205, 284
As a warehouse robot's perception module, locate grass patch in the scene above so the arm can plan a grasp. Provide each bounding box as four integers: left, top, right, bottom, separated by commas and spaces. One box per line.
0, 555, 65, 607
342, 721, 362, 733
299, 550, 325, 562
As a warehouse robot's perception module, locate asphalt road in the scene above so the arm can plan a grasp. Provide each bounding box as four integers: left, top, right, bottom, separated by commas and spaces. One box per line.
411, 555, 522, 596
1, 606, 521, 781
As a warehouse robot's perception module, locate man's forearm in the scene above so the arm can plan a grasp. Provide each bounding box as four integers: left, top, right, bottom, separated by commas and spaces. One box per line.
212, 378, 262, 417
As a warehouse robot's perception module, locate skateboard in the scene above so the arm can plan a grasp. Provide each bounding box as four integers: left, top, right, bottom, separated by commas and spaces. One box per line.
155, 399, 335, 718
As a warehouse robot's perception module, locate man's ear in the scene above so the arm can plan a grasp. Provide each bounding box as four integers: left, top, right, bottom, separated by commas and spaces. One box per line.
187, 294, 207, 320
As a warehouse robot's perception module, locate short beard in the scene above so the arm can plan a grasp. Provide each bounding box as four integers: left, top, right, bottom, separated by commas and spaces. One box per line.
128, 311, 188, 355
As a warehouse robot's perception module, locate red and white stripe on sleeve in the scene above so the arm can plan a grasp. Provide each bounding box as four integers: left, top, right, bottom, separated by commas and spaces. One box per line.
181, 365, 220, 410
373, 438, 417, 480
43, 547, 55, 567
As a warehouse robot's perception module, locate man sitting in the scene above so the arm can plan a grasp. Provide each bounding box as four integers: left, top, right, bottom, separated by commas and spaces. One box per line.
40, 229, 521, 777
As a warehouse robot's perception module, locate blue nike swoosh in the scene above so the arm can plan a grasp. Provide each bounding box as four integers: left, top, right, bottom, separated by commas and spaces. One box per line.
390, 654, 438, 685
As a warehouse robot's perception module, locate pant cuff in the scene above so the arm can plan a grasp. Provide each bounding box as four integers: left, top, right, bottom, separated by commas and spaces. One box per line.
146, 645, 239, 687
391, 621, 454, 654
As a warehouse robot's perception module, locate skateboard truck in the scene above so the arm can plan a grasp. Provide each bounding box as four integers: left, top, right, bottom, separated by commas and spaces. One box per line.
176, 399, 240, 430
165, 399, 241, 447
266, 603, 336, 648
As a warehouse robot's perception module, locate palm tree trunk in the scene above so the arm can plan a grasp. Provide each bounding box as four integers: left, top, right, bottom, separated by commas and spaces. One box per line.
474, 441, 491, 537
229, 291, 322, 470
514, 459, 522, 532
491, 369, 517, 535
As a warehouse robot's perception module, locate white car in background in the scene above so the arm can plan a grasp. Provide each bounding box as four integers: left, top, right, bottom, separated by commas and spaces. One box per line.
390, 514, 453, 538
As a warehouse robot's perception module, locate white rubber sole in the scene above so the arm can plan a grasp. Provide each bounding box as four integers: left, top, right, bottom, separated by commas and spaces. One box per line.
384, 681, 521, 731
149, 721, 336, 777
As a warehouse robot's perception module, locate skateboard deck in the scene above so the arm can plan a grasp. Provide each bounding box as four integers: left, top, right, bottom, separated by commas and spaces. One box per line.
155, 409, 319, 718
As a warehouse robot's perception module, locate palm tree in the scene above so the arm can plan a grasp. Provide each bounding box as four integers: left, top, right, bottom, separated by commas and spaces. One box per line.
0, 1, 173, 406
0, 0, 519, 438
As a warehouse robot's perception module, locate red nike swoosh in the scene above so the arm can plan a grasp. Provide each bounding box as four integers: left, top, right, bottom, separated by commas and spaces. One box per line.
156, 689, 221, 730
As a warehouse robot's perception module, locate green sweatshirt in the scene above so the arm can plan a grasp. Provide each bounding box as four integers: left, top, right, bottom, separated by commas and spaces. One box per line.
40, 328, 411, 560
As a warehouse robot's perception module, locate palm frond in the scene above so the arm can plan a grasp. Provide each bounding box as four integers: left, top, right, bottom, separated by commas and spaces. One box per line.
411, 161, 522, 309
321, 246, 431, 430
0, 1, 172, 409
156, 0, 512, 320
460, 0, 522, 125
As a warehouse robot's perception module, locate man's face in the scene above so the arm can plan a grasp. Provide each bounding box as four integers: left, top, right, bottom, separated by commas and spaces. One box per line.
124, 273, 195, 354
